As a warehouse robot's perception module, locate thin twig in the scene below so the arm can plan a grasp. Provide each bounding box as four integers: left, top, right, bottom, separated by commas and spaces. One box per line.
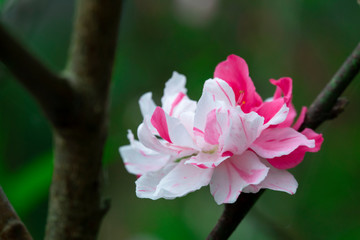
0, 187, 33, 240
207, 42, 360, 240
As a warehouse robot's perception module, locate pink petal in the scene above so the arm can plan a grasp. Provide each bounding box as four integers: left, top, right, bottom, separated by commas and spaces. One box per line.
270, 77, 293, 104
292, 107, 307, 131
251, 127, 315, 159
256, 99, 288, 125
267, 128, 323, 169
137, 120, 175, 155
210, 151, 269, 204
214, 55, 262, 112
276, 103, 297, 128
151, 107, 172, 143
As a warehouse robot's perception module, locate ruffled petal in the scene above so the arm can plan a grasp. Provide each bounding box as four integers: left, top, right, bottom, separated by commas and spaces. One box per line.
292, 107, 307, 131
210, 151, 269, 204
219, 108, 264, 156
161, 71, 196, 117
185, 151, 229, 169
119, 130, 170, 175
137, 161, 213, 200
136, 163, 177, 200
150, 107, 197, 149
203, 78, 236, 107
139, 92, 157, 118
257, 101, 289, 128
214, 55, 262, 112
244, 163, 298, 195
251, 127, 315, 159
267, 128, 323, 169
194, 91, 218, 133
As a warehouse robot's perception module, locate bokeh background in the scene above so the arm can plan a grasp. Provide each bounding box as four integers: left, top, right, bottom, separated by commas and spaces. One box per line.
0, 0, 359, 239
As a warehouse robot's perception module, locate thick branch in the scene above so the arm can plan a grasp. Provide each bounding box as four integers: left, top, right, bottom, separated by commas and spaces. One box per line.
0, 23, 75, 127
207, 42, 360, 240
0, 187, 33, 240
45, 1, 122, 240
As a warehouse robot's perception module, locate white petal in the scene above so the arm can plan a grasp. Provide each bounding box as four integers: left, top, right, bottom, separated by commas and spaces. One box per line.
210, 151, 269, 204
136, 163, 177, 200
262, 104, 289, 129
258, 167, 298, 194
194, 91, 218, 132
154, 161, 214, 198
139, 92, 157, 118
203, 78, 236, 107
185, 151, 229, 169
244, 160, 298, 194
119, 144, 170, 175
219, 107, 264, 156
137, 120, 174, 155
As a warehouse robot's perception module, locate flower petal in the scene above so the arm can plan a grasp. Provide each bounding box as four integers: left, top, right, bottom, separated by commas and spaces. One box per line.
137, 161, 213, 200
119, 130, 170, 175
244, 164, 298, 195
214, 55, 262, 112
251, 127, 315, 159
119, 145, 170, 175
203, 78, 236, 107
257, 101, 289, 128
267, 128, 323, 169
161, 71, 196, 117
210, 151, 269, 204
136, 163, 177, 200
151, 107, 197, 150
185, 151, 229, 169
219, 108, 264, 156
139, 92, 157, 118
292, 107, 307, 131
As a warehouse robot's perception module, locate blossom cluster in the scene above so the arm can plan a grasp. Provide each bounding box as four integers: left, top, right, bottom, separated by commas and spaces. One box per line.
119, 55, 323, 205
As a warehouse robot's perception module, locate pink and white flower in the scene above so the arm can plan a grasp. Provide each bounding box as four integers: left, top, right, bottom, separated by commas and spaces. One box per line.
119, 55, 323, 205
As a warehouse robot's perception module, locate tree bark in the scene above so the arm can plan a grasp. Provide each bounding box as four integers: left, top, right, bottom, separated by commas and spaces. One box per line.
0, 187, 33, 240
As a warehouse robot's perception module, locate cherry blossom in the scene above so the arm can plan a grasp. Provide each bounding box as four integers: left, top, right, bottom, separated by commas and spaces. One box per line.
119, 55, 323, 205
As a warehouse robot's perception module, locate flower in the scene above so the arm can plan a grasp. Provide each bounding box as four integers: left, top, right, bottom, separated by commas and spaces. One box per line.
119, 55, 323, 205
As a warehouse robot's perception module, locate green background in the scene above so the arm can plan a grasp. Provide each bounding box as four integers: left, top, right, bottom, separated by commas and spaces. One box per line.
0, 0, 359, 239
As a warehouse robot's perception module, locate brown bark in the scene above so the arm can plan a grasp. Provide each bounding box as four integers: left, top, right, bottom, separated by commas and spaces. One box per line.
0, 0, 122, 239
0, 187, 33, 240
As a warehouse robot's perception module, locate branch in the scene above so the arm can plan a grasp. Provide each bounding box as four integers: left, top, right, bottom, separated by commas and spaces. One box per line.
207, 42, 360, 240
0, 187, 33, 240
0, 23, 75, 127
45, 1, 122, 240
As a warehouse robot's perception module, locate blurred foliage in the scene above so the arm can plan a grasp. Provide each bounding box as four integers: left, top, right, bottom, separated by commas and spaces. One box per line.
0, 0, 359, 239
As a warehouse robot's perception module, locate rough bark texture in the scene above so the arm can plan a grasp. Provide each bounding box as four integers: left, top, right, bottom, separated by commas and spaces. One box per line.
0, 187, 33, 240
45, 1, 122, 240
0, 0, 122, 239
207, 42, 360, 240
